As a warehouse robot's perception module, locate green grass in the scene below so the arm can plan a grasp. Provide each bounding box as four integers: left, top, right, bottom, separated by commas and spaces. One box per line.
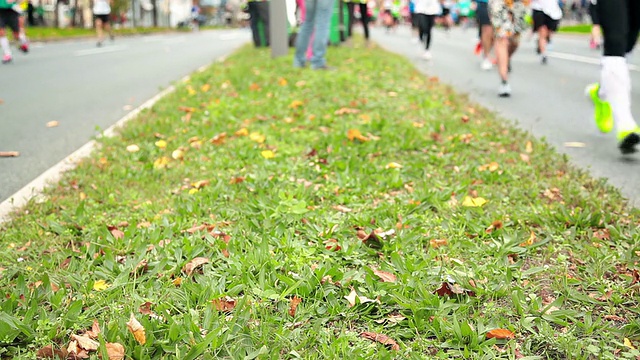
25, 26, 187, 41
1, 38, 640, 359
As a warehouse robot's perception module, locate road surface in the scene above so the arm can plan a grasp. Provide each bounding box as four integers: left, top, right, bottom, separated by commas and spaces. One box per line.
0, 29, 250, 205
372, 26, 640, 207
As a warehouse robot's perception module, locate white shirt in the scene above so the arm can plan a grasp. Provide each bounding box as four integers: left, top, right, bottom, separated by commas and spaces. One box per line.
93, 0, 111, 15
414, 0, 440, 15
531, 0, 562, 20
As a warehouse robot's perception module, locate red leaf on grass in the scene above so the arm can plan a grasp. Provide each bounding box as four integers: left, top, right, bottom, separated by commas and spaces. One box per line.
434, 282, 475, 297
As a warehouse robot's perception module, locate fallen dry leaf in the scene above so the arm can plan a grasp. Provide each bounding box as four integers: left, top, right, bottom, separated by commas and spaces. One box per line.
360, 331, 400, 351
92, 280, 110, 292
126, 144, 140, 153
70, 334, 99, 351
462, 196, 487, 207
289, 296, 302, 317
126, 313, 146, 345
182, 257, 209, 276
104, 343, 125, 360
85, 319, 101, 339
344, 287, 379, 307
332, 205, 352, 213
66, 340, 89, 359
347, 129, 369, 142
46, 121, 59, 128
486, 328, 515, 340
261, 150, 275, 159
429, 239, 448, 248
520, 231, 536, 247
107, 226, 125, 239
36, 345, 68, 359
155, 139, 167, 149
372, 269, 396, 283
434, 282, 475, 297
385, 162, 403, 169
212, 296, 236, 312
525, 141, 533, 153
485, 220, 503, 233
323, 238, 342, 251
334, 107, 359, 115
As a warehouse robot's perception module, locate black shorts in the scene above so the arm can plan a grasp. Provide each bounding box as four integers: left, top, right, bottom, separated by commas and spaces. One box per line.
94, 14, 110, 23
441, 8, 450, 17
475, 2, 491, 26
410, 12, 418, 28
0, 8, 19, 33
532, 9, 559, 32
588, 3, 599, 25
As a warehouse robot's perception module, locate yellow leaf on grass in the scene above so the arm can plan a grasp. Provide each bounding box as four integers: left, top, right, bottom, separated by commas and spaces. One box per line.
525, 141, 533, 153
235, 128, 249, 136
155, 140, 167, 149
347, 129, 368, 142
261, 150, 275, 159
200, 84, 211, 92
93, 280, 111, 291
289, 100, 304, 109
126, 313, 146, 345
188, 188, 199, 195
153, 156, 170, 169
187, 85, 196, 96
385, 162, 402, 169
520, 231, 536, 247
624, 338, 635, 350
249, 132, 266, 143
462, 196, 487, 207
278, 77, 288, 86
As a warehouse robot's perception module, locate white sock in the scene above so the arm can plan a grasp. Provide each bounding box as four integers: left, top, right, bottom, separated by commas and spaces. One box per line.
0, 37, 11, 56
600, 56, 637, 133
19, 33, 27, 44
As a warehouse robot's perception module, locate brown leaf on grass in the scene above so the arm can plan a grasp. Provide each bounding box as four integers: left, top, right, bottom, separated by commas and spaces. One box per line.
593, 229, 610, 240
347, 129, 369, 142
249, 83, 261, 91
332, 205, 352, 213
131, 259, 148, 276
604, 315, 627, 322
356, 229, 383, 249
323, 239, 342, 251
434, 282, 475, 297
485, 328, 515, 340
103, 343, 125, 360
360, 332, 400, 351
590, 290, 613, 302
212, 296, 236, 312
66, 341, 89, 359
139, 301, 161, 319
334, 107, 360, 115
182, 257, 209, 276
541, 188, 563, 202
178, 106, 196, 113
485, 220, 503, 234
85, 320, 101, 339
126, 313, 146, 345
372, 269, 396, 283
107, 225, 125, 239
36, 345, 68, 359
230, 176, 245, 184
461, 115, 470, 123
429, 239, 447, 248
70, 334, 99, 351
289, 296, 302, 317
306, 148, 317, 157
210, 132, 227, 145
192, 180, 209, 189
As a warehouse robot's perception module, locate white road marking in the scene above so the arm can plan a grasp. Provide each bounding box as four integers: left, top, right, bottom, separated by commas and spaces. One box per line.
548, 51, 639, 72
74, 45, 128, 56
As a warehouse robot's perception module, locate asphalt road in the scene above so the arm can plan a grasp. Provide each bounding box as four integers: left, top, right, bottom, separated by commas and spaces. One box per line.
372, 26, 640, 207
0, 29, 250, 204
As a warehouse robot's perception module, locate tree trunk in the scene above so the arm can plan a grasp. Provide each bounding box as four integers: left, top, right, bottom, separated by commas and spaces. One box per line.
151, 0, 157, 26
54, 0, 59, 27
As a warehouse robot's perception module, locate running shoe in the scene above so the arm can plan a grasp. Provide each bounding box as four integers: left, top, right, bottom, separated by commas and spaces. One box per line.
618, 129, 640, 154
19, 43, 28, 53
498, 82, 511, 97
585, 83, 614, 133
481, 58, 492, 71
541, 55, 547, 65
474, 41, 482, 55
2, 54, 11, 64
422, 51, 432, 60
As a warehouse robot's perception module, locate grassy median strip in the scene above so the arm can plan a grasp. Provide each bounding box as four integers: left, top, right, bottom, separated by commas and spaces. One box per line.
1, 39, 640, 359
25, 27, 191, 42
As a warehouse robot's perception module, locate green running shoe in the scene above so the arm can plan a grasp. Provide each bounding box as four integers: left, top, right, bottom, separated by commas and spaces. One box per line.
585, 83, 614, 133
618, 128, 640, 155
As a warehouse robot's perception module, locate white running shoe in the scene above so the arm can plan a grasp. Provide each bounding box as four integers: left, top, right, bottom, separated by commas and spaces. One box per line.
481, 58, 493, 71
422, 51, 432, 60
498, 82, 511, 97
